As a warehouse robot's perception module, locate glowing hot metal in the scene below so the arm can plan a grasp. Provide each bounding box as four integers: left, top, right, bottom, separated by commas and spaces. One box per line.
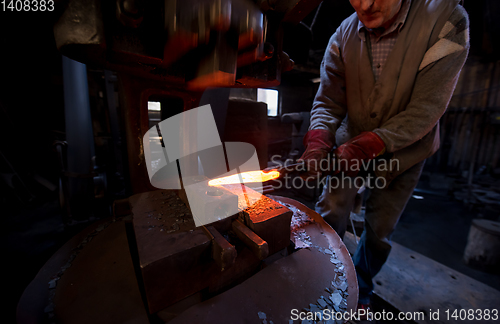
208, 170, 280, 186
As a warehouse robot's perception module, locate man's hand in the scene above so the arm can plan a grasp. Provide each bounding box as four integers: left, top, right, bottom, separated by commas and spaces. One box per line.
333, 131, 386, 177
298, 129, 335, 180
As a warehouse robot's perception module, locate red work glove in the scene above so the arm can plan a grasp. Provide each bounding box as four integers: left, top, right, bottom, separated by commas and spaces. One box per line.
333, 131, 386, 177
298, 129, 335, 180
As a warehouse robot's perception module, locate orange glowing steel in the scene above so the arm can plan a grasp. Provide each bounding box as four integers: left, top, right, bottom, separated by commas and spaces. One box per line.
208, 170, 280, 186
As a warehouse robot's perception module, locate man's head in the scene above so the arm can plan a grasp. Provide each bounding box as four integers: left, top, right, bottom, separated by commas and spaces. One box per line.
350, 0, 403, 30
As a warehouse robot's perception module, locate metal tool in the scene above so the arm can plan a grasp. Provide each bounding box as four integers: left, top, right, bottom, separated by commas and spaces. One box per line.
207, 161, 307, 186
267, 161, 307, 177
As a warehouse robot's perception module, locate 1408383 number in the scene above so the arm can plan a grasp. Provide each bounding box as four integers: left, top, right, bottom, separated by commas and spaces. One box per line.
445, 309, 499, 321
1, 0, 54, 11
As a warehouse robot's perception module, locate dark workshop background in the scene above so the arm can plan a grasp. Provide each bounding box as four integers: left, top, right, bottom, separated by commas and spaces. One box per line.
1, 0, 500, 323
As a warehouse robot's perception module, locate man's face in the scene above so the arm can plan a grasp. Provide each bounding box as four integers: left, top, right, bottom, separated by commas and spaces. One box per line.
350, 0, 402, 30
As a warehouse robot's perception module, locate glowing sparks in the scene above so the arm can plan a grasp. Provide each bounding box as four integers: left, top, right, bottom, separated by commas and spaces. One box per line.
208, 170, 280, 186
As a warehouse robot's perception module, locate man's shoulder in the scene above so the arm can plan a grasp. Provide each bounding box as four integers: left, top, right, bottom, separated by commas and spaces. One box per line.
338, 12, 359, 34
332, 12, 360, 44
441, 4, 469, 47
449, 4, 469, 25
341, 12, 359, 25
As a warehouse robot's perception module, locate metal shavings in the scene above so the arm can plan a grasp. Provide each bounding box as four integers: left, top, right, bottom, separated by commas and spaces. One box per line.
296, 263, 349, 323
329, 292, 342, 306
273, 200, 350, 323
48, 278, 57, 289
317, 298, 327, 308
275, 200, 316, 249
330, 256, 341, 264
297, 246, 349, 323
314, 308, 325, 320
292, 228, 312, 248
276, 200, 313, 231
333, 280, 348, 292
310, 305, 322, 314
242, 196, 268, 212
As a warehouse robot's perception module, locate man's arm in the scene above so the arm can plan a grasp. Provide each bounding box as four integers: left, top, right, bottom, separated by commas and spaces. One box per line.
309, 28, 348, 135
297, 27, 349, 179
373, 5, 470, 153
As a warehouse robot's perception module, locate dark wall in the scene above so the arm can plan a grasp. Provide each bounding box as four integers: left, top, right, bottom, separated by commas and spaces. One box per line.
0, 10, 65, 189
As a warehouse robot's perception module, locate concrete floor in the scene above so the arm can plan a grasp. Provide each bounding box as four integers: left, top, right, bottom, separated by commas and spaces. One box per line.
6, 171, 500, 323
393, 191, 500, 292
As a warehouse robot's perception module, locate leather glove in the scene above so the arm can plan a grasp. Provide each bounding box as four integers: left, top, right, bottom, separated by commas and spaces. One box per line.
333, 131, 386, 177
298, 129, 335, 180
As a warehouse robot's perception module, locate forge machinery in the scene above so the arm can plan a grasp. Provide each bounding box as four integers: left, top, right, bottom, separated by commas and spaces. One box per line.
17, 1, 358, 323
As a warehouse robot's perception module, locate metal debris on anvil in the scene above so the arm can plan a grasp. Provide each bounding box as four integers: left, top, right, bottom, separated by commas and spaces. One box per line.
219, 183, 275, 211
294, 270, 350, 323
48, 278, 57, 289
317, 298, 328, 308
329, 292, 343, 306
293, 228, 313, 248
276, 200, 313, 231
330, 256, 341, 264
144, 191, 195, 233
272, 200, 350, 323
245, 195, 283, 214
275, 200, 315, 248
258, 311, 274, 324
332, 279, 348, 292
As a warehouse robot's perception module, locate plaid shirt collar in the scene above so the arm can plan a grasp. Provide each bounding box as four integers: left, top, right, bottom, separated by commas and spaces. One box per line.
357, 0, 412, 41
